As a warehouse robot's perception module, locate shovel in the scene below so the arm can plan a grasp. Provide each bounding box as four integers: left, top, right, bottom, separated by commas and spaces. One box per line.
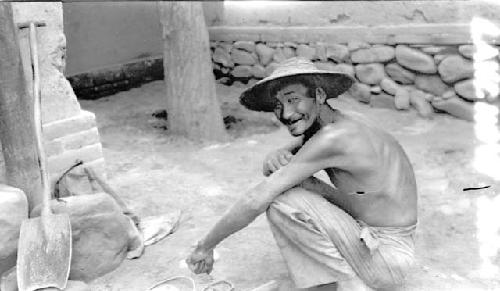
16, 22, 72, 291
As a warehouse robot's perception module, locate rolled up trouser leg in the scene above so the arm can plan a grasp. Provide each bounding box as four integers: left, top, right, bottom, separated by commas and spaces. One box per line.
266, 187, 415, 289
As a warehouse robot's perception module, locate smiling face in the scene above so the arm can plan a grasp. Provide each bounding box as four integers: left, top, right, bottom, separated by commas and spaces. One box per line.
273, 83, 322, 136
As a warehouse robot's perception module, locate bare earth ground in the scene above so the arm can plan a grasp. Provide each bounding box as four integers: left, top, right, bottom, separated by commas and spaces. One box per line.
79, 80, 500, 291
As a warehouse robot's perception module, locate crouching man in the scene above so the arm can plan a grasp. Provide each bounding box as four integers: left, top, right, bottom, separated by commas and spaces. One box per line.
186, 58, 418, 290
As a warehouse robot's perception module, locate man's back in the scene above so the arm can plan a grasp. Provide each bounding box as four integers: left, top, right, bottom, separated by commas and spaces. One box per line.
303, 111, 418, 227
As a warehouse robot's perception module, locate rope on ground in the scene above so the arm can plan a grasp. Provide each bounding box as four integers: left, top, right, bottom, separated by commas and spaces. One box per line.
202, 279, 235, 291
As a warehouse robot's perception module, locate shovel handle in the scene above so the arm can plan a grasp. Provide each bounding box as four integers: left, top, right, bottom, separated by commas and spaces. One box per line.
28, 22, 51, 218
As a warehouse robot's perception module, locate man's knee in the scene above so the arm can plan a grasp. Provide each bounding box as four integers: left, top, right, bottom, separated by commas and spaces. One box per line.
267, 187, 300, 218
266, 187, 319, 219
275, 186, 317, 205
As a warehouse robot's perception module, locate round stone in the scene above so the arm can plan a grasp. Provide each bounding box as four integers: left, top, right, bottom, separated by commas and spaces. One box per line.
432, 97, 475, 121
348, 82, 371, 103
255, 43, 275, 66
351, 45, 395, 64
385, 63, 416, 84
410, 89, 434, 118
232, 65, 253, 78
395, 45, 437, 74
233, 41, 256, 53
438, 55, 474, 83
355, 63, 386, 85
414, 74, 450, 96
230, 48, 257, 65
296, 44, 316, 60
380, 78, 399, 95
395, 87, 411, 110
326, 44, 349, 63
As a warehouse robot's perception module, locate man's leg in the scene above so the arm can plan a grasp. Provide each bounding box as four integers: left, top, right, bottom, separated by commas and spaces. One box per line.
266, 185, 379, 290
336, 276, 374, 291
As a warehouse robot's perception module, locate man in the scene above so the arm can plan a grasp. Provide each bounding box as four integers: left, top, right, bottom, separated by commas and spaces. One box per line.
187, 58, 418, 290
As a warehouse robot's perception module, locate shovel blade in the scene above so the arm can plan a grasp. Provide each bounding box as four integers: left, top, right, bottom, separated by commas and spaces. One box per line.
16, 213, 72, 291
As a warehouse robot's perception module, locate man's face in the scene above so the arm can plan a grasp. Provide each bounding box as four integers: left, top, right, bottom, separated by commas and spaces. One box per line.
274, 83, 320, 136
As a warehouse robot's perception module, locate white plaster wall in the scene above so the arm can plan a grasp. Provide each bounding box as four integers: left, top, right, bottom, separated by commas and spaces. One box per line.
63, 2, 163, 76
204, 1, 500, 26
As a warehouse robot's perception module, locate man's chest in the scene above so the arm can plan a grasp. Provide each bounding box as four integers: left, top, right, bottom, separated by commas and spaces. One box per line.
324, 167, 387, 197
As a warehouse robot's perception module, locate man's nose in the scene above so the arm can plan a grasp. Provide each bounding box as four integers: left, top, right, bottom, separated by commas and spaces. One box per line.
282, 104, 294, 120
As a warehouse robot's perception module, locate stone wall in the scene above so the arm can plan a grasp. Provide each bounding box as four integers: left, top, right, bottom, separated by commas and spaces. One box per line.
0, 3, 105, 207
208, 39, 500, 122
205, 1, 500, 122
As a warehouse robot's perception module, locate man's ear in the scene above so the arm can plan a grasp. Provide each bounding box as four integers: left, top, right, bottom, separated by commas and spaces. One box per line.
315, 87, 327, 104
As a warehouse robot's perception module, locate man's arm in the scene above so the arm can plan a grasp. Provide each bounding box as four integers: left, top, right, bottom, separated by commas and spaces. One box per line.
263, 136, 304, 176
195, 128, 346, 254
281, 135, 304, 155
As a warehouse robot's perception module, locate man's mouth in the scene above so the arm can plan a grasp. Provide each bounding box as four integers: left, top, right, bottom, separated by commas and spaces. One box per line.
283, 118, 301, 126
281, 114, 304, 125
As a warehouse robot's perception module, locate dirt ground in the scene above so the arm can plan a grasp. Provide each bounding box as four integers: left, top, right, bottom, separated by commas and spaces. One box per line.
79, 80, 500, 291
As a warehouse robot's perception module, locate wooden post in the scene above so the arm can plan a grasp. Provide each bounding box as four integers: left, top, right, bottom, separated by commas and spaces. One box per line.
159, 2, 228, 142
0, 3, 42, 211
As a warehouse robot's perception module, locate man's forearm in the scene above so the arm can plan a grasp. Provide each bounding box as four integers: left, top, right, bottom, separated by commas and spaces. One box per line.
197, 184, 268, 251
281, 136, 303, 155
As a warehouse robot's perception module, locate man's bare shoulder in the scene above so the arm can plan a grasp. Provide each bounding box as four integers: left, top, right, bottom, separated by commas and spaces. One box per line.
324, 114, 401, 149
310, 120, 364, 150
295, 125, 355, 167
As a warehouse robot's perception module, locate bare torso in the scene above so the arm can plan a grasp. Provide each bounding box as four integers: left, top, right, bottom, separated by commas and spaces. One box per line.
300, 112, 417, 227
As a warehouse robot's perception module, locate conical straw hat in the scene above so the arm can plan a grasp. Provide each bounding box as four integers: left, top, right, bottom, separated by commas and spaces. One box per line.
240, 57, 355, 112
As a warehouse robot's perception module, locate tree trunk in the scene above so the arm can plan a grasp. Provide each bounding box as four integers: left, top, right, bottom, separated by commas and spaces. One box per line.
159, 2, 228, 142
0, 3, 42, 210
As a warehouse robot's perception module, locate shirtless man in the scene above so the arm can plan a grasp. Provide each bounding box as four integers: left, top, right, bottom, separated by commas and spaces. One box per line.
186, 58, 418, 290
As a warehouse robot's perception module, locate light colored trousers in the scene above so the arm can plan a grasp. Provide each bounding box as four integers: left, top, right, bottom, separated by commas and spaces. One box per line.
266, 187, 416, 289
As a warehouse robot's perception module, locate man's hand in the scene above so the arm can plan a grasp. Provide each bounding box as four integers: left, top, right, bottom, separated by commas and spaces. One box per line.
263, 149, 293, 176
186, 244, 214, 274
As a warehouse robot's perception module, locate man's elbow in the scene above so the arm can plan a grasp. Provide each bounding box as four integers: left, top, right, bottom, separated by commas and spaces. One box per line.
242, 195, 269, 215
243, 185, 276, 214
